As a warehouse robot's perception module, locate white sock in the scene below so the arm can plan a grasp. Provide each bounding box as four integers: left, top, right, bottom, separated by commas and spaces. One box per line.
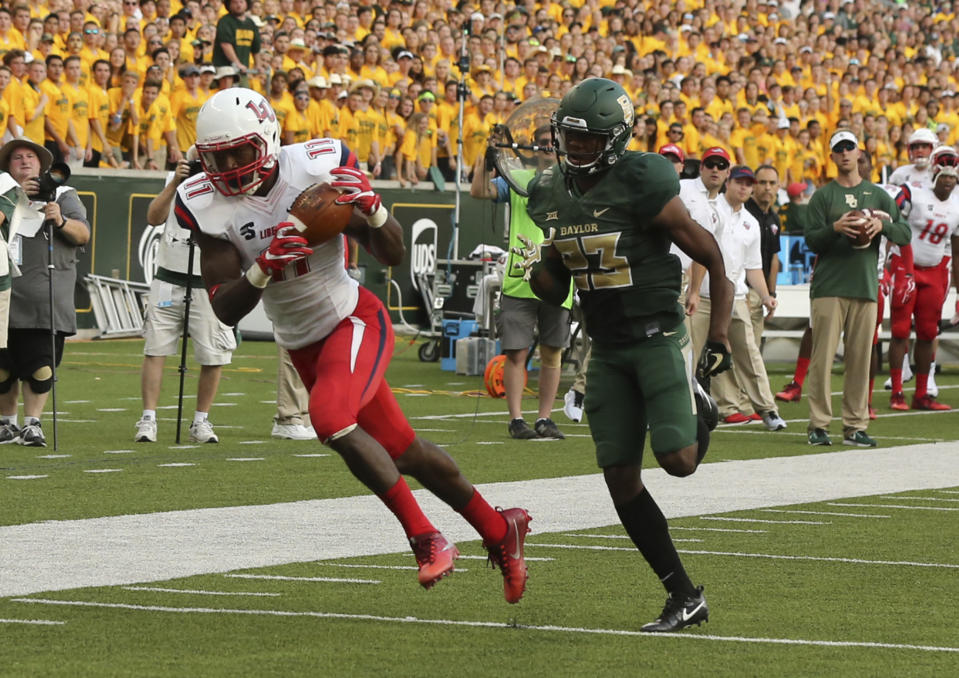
1, 414, 17, 427
141, 409, 156, 421
193, 411, 208, 425
25, 416, 40, 426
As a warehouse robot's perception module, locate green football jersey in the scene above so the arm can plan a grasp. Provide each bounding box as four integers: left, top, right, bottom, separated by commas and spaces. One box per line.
526, 152, 684, 344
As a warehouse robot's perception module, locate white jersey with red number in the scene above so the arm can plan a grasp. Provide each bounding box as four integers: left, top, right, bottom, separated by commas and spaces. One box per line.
888, 163, 934, 188
175, 139, 359, 349
898, 183, 959, 267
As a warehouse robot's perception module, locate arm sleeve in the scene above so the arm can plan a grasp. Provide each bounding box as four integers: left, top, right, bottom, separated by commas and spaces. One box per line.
57, 188, 89, 227
803, 187, 840, 253
880, 190, 912, 246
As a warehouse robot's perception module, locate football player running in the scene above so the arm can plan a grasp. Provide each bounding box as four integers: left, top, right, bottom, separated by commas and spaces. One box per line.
174, 89, 531, 603
517, 78, 734, 632
888, 145, 959, 410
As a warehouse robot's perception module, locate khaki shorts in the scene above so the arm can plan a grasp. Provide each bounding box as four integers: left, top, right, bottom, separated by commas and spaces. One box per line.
142, 280, 236, 364
496, 294, 570, 351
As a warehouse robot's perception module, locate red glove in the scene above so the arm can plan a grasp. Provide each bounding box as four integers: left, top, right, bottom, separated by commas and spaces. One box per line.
892, 273, 916, 306
246, 223, 313, 288
879, 267, 892, 297
330, 166, 388, 227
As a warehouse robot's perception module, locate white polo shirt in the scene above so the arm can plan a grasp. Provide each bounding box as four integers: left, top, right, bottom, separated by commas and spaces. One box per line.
699, 194, 762, 300
672, 177, 722, 270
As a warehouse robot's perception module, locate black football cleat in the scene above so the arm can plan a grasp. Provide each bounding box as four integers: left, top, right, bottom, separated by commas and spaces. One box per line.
641, 586, 709, 633
694, 378, 718, 431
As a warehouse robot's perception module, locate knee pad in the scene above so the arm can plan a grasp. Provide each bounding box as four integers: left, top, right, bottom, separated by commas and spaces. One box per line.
0, 368, 13, 394
28, 365, 54, 394
539, 345, 562, 369
890, 311, 913, 340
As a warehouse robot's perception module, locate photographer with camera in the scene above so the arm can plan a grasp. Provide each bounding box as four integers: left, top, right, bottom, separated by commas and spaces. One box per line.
135, 152, 236, 444
0, 138, 89, 447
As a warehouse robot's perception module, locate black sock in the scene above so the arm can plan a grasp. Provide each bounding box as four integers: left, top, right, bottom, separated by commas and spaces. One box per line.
615, 487, 695, 596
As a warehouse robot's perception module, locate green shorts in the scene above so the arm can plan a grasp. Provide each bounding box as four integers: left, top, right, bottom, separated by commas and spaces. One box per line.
585, 323, 697, 468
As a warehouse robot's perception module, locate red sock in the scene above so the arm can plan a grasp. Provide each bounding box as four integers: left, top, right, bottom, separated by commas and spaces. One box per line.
891, 368, 903, 393
379, 477, 435, 539
458, 489, 507, 544
794, 357, 810, 385
868, 378, 874, 406
915, 373, 929, 400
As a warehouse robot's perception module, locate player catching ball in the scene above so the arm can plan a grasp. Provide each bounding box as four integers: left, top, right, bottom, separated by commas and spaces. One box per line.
174, 88, 531, 603
516, 78, 734, 632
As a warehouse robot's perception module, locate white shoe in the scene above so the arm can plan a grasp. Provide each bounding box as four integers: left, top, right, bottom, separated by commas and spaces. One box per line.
761, 411, 787, 431
272, 421, 315, 440
135, 417, 157, 443
189, 420, 219, 443
563, 388, 584, 423
928, 363, 939, 398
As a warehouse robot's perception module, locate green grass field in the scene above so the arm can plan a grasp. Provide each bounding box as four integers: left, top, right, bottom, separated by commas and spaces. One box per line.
1, 337, 958, 677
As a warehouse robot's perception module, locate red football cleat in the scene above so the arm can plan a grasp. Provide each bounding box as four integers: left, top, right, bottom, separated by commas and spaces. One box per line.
775, 381, 802, 402
410, 531, 459, 589
912, 395, 951, 411
485, 507, 531, 604
723, 413, 751, 424
868, 406, 877, 420
748, 413, 762, 421
889, 392, 909, 411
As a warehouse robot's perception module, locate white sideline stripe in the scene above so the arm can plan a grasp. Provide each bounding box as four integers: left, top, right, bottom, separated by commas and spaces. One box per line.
672, 526, 767, 534
937, 489, 959, 494
123, 587, 280, 597
158, 463, 195, 468
828, 502, 959, 512
674, 549, 959, 569
700, 517, 830, 525
226, 458, 264, 462
293, 454, 330, 458
224, 574, 380, 584
11, 599, 959, 654
530, 543, 959, 569
559, 533, 704, 543
0, 617, 65, 626
3, 444, 959, 597
37, 454, 71, 459
7, 475, 48, 480
84, 469, 122, 474
323, 563, 470, 573
759, 509, 890, 519
879, 495, 959, 503
104, 450, 135, 455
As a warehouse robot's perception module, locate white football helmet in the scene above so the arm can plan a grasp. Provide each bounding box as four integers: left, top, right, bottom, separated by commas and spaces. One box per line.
195, 88, 280, 196
907, 127, 938, 168
931, 144, 959, 181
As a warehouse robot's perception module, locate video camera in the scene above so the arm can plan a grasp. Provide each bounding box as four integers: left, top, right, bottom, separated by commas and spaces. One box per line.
31, 162, 71, 203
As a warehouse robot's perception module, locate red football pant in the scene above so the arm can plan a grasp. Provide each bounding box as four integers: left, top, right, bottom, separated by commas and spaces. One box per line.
290, 287, 416, 456
890, 262, 949, 342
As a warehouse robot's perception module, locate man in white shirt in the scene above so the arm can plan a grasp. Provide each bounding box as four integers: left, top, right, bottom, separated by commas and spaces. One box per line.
687, 165, 786, 430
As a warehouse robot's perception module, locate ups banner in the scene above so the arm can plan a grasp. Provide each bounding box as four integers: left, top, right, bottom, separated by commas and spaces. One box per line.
69, 168, 508, 331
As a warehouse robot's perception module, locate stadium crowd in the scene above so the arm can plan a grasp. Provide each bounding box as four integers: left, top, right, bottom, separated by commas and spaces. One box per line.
0, 0, 958, 188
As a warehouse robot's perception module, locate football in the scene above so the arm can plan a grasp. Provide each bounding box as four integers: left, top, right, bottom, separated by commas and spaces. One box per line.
846, 209, 872, 248
287, 182, 354, 245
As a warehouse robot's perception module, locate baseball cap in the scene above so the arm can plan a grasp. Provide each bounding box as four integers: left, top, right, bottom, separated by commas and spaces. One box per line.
829, 129, 859, 150
307, 75, 329, 88
729, 166, 756, 182
786, 182, 806, 199
396, 50, 414, 60
777, 118, 790, 129
289, 38, 307, 50
658, 143, 686, 163
199, 64, 216, 75
180, 64, 201, 77
701, 147, 731, 164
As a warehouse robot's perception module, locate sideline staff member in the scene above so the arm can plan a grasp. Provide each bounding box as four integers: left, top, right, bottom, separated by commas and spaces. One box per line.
0, 137, 90, 447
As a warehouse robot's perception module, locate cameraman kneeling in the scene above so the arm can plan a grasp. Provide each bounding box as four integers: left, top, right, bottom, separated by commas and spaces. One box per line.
0, 138, 89, 446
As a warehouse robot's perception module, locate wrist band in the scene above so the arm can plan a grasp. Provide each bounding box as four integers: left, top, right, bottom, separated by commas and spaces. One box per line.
245, 264, 270, 289
57, 217, 67, 229
367, 204, 388, 229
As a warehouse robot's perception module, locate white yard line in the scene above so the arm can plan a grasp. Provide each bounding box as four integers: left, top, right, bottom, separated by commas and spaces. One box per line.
224, 574, 380, 585
828, 502, 959, 511
122, 587, 280, 597
11, 599, 959, 654
1, 444, 958, 598
0, 617, 65, 625
759, 509, 890, 518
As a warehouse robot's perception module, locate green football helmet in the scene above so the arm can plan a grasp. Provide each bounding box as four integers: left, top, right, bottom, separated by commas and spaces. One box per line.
551, 77, 635, 177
